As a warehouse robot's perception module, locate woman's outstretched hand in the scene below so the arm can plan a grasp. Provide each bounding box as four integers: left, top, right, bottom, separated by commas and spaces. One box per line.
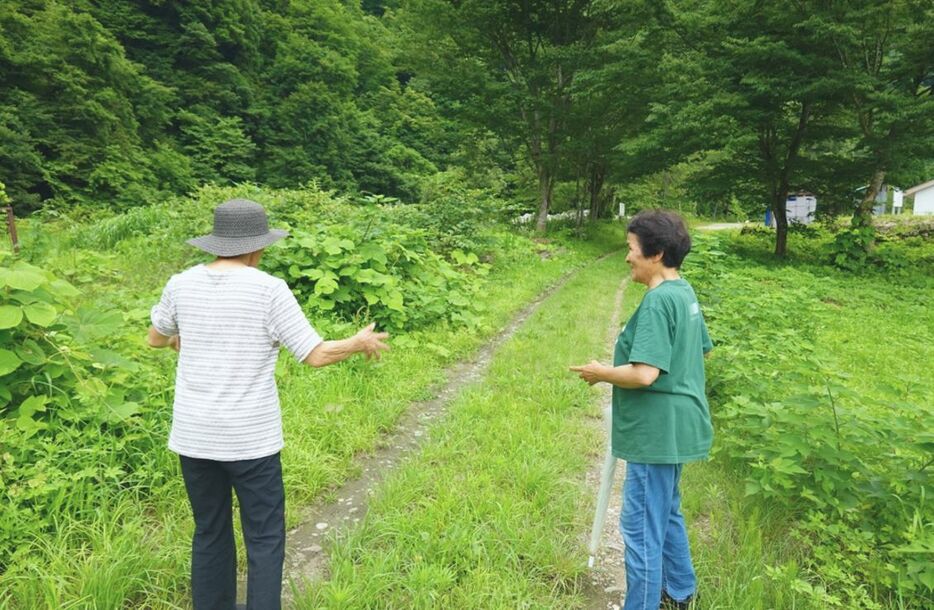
569, 360, 606, 386
355, 322, 390, 360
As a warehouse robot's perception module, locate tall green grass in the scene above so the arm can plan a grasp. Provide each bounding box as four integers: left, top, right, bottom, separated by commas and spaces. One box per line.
1, 188, 628, 607
683, 230, 933, 609
292, 252, 629, 609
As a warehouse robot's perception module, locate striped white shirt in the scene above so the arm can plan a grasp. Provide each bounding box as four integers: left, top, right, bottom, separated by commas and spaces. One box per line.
151, 264, 322, 461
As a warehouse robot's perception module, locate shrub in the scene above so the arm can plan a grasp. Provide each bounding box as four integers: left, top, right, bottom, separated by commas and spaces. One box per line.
264, 223, 489, 332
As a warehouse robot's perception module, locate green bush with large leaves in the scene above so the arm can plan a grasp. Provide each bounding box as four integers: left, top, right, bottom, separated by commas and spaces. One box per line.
265, 223, 489, 332
686, 233, 933, 607
0, 252, 170, 569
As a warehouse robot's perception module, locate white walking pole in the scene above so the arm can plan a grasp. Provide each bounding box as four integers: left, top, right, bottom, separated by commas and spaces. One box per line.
588, 404, 616, 568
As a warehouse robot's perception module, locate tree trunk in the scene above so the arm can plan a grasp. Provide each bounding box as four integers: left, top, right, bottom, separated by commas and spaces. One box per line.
535, 165, 553, 233
770, 100, 812, 258
852, 169, 885, 230
587, 162, 606, 221
772, 192, 789, 257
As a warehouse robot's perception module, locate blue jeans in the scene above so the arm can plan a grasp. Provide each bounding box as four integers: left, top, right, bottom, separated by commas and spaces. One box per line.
180, 453, 286, 610
620, 463, 697, 610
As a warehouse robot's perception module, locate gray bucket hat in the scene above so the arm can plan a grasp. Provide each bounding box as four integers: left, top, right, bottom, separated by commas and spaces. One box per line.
187, 198, 288, 256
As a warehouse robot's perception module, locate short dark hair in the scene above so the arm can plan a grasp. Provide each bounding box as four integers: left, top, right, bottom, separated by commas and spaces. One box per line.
627, 210, 691, 269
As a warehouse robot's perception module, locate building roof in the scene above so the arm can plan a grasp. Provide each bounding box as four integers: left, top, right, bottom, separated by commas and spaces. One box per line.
905, 179, 934, 196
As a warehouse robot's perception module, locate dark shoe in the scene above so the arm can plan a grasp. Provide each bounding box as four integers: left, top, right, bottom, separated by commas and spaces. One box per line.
660, 590, 697, 609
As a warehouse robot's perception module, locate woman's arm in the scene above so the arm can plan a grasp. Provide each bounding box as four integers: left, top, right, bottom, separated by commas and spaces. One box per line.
303, 323, 389, 368
147, 326, 180, 351
569, 360, 660, 388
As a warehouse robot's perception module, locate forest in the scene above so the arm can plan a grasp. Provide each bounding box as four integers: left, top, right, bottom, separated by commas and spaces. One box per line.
2, 1, 931, 253
1, 1, 932, 609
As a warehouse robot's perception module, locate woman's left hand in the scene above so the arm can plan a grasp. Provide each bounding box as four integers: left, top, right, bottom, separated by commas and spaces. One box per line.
569, 360, 606, 386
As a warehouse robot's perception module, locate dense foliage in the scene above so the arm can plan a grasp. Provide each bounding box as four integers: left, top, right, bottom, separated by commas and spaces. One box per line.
0, 0, 445, 212
3, 1, 930, 258
688, 229, 934, 607
1, 0, 933, 606
0, 182, 561, 579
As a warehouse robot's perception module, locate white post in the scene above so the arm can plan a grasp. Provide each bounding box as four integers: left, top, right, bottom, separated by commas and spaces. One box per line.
588, 404, 617, 568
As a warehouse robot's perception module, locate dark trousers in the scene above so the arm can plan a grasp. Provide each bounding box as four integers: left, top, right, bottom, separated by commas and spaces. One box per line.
179, 452, 285, 610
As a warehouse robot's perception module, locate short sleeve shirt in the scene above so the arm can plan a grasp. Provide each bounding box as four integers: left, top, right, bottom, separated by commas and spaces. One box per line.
151, 265, 322, 460
611, 279, 713, 463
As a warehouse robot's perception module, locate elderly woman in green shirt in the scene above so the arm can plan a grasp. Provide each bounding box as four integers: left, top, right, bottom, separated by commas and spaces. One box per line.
571, 210, 712, 610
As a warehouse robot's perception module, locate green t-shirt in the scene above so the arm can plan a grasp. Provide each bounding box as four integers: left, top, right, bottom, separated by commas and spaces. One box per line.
611, 278, 713, 464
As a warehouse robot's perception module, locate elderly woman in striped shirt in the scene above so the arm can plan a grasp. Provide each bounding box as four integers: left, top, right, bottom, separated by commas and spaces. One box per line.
148, 199, 388, 610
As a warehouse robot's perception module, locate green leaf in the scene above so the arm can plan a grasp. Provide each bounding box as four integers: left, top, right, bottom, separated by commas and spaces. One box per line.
383, 290, 404, 312
0, 305, 23, 329
49, 279, 79, 298
356, 268, 388, 285
323, 237, 344, 255
359, 243, 387, 265
15, 339, 46, 365
300, 268, 324, 280
75, 377, 108, 405
18, 395, 48, 418
0, 348, 23, 376
314, 273, 339, 295
90, 348, 139, 371
66, 306, 123, 342
106, 401, 141, 423
3, 265, 45, 290
23, 302, 58, 326
16, 413, 48, 438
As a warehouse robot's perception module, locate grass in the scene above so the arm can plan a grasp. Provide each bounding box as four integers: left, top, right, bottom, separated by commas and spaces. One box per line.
680, 461, 828, 610
292, 251, 629, 609
7, 213, 927, 608
681, 229, 933, 609
595, 259, 826, 610
1, 193, 628, 607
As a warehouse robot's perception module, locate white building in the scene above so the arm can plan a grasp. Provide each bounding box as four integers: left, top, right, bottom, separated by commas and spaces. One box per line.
905, 179, 934, 215
767, 192, 816, 226
860, 184, 904, 215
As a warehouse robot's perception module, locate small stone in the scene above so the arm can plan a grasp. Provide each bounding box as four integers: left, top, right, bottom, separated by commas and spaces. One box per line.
604, 586, 624, 594
315, 522, 328, 530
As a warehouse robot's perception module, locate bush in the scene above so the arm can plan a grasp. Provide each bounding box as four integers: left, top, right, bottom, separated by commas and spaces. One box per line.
0, 252, 170, 568
689, 233, 934, 606
264, 222, 488, 332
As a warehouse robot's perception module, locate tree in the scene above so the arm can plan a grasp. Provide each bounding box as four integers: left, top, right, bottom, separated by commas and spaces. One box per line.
0, 2, 173, 211
810, 0, 934, 238
647, 0, 845, 256
396, 0, 605, 232
563, 3, 660, 221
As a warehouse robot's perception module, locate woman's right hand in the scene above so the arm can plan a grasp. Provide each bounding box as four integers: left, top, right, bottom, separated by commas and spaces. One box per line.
355, 323, 390, 360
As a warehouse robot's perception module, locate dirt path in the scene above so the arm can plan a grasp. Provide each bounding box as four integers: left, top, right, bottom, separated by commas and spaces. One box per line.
272, 255, 619, 600
580, 276, 630, 610
696, 222, 744, 231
